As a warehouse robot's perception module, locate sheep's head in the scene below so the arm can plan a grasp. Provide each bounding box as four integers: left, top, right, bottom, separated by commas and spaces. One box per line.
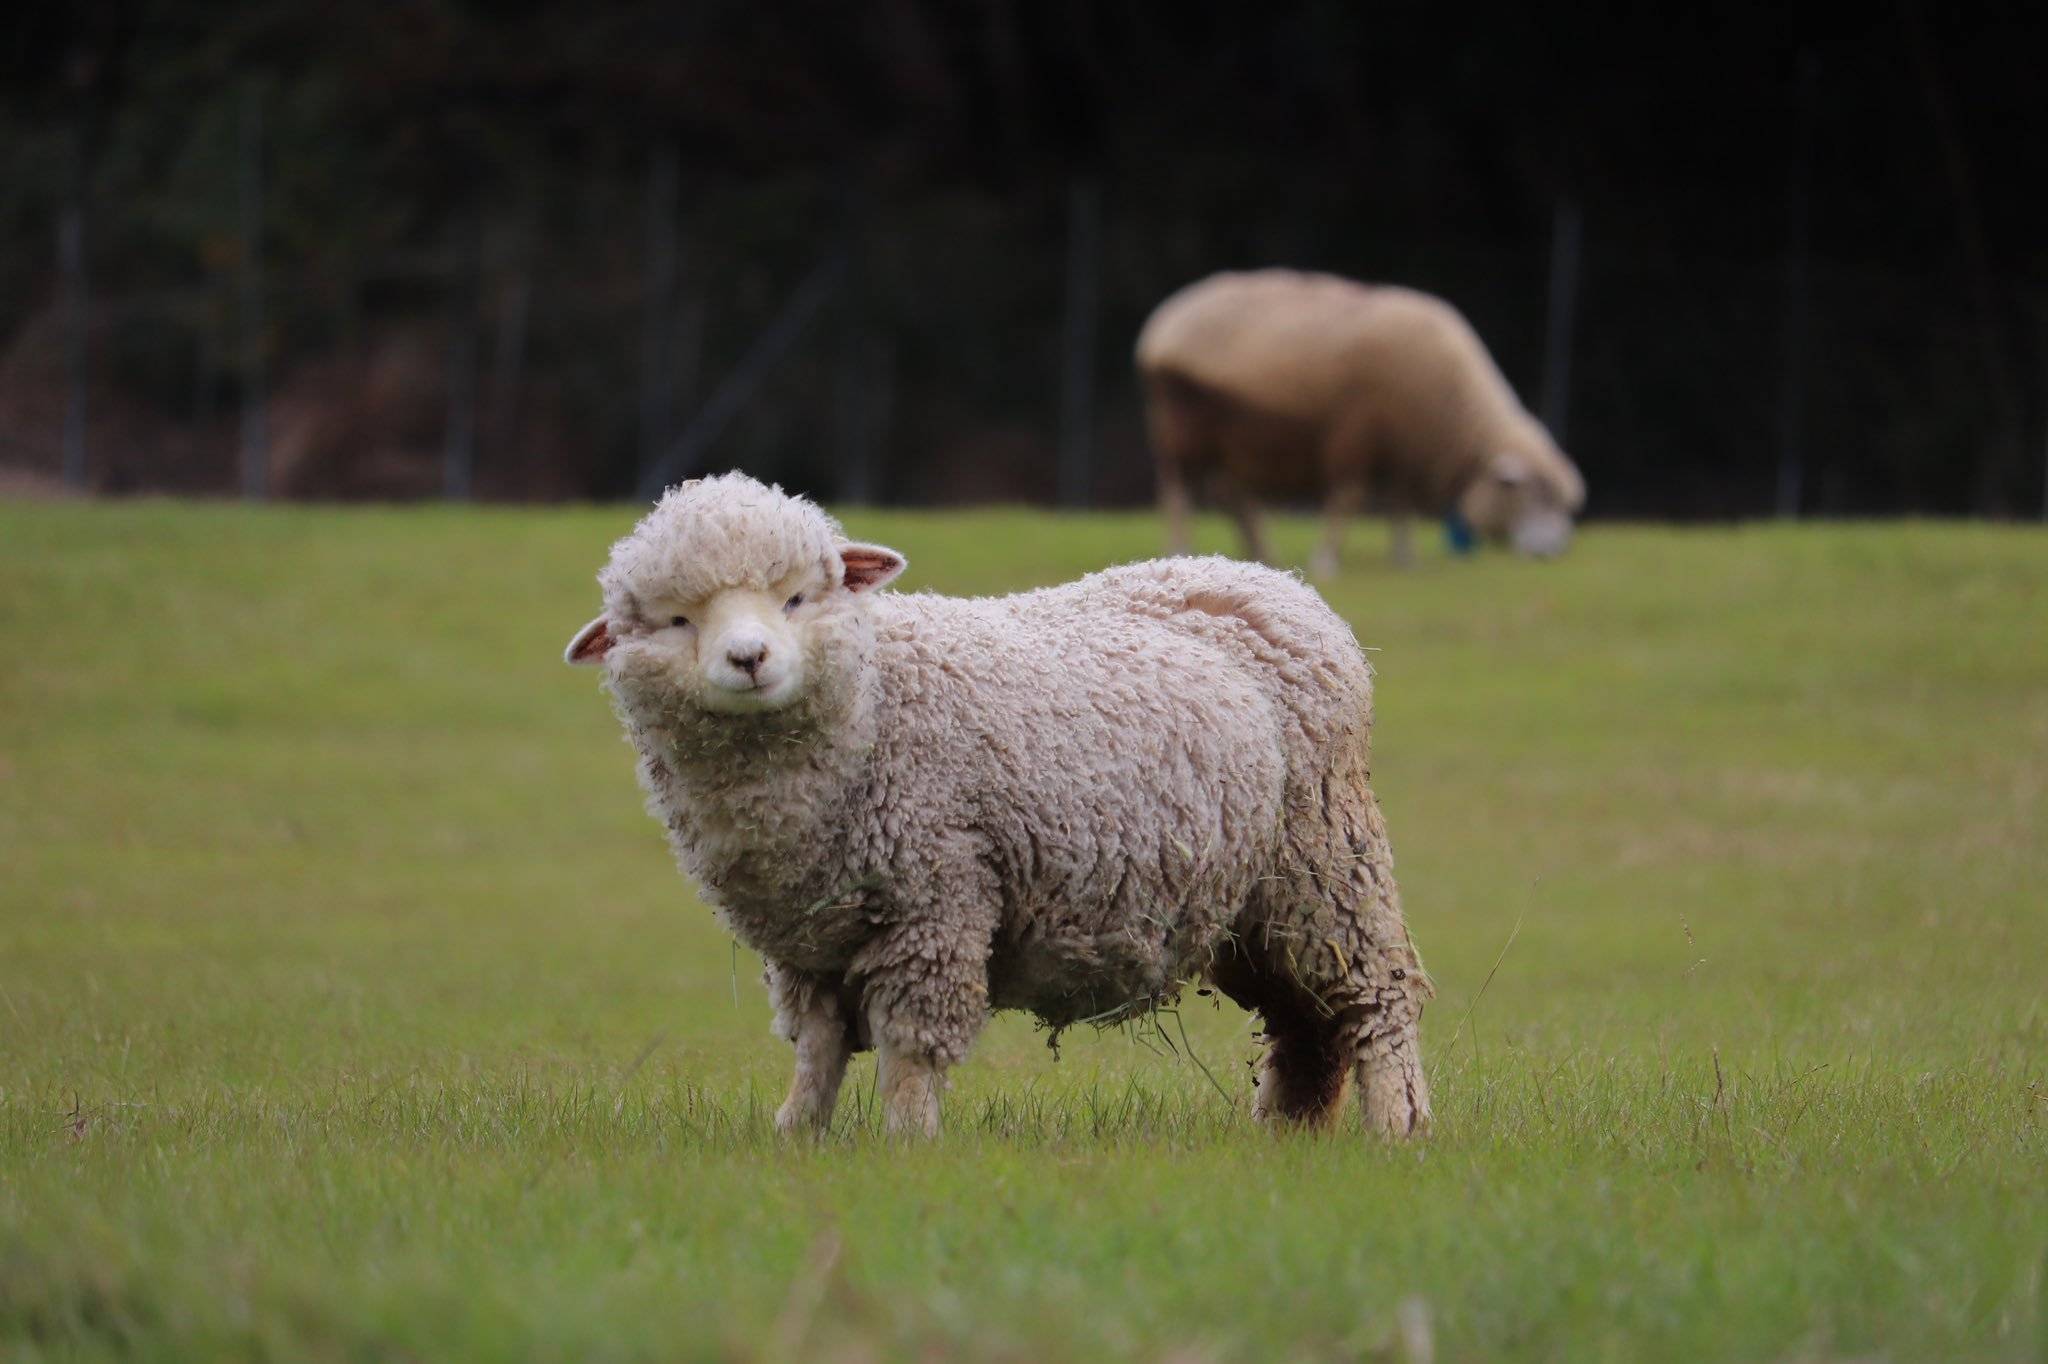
565, 474, 905, 722
1456, 425, 1587, 559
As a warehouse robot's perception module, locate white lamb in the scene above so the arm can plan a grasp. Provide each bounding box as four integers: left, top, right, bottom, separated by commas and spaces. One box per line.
566, 473, 1432, 1137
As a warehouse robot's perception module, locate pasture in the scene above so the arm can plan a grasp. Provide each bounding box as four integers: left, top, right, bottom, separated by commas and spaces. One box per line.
2, 502, 2044, 1361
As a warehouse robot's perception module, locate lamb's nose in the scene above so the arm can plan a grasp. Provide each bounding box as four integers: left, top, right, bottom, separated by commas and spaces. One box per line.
726, 642, 767, 675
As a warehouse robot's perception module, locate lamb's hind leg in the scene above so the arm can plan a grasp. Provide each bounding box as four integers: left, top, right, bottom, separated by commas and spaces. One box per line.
1281, 933, 1430, 1137
1235, 789, 1433, 1136
1254, 1003, 1351, 1126
1302, 770, 1433, 1130
1347, 995, 1430, 1136
1326, 797, 1433, 1136
873, 1031, 945, 1139
1208, 944, 1349, 1126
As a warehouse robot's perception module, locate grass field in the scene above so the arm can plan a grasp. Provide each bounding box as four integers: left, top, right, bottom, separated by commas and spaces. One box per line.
2, 501, 2044, 1361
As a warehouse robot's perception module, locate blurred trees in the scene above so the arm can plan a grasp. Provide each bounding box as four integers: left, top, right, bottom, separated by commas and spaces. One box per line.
3, 0, 2044, 514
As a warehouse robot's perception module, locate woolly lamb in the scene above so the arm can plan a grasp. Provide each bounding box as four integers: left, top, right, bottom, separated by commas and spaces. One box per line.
566, 473, 1432, 1137
1138, 269, 1588, 572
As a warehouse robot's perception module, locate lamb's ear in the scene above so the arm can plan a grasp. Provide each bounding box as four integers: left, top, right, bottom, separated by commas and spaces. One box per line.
838, 543, 907, 593
1489, 453, 1530, 486
564, 616, 613, 665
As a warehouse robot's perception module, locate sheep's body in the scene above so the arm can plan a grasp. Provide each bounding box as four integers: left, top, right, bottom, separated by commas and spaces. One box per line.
581, 475, 1431, 1136
1137, 269, 1586, 570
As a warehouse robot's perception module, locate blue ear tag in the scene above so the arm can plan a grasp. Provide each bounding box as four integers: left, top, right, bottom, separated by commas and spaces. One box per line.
1443, 512, 1476, 556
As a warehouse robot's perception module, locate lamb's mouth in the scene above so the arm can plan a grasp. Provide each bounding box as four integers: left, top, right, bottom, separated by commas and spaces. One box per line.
702, 674, 801, 713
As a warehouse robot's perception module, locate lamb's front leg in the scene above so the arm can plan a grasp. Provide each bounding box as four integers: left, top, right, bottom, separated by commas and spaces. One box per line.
853, 911, 995, 1139
765, 964, 857, 1135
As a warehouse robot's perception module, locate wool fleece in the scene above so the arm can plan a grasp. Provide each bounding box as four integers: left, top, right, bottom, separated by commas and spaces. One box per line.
568, 473, 1432, 1137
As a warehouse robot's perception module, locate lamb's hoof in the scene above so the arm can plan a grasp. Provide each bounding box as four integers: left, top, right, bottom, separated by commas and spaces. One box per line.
882, 1104, 940, 1140
774, 1104, 824, 1138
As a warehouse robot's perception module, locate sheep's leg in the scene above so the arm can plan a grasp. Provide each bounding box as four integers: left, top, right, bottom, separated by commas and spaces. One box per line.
1330, 880, 1433, 1137
852, 911, 995, 1140
776, 994, 855, 1135
1310, 478, 1366, 580
1350, 1003, 1431, 1137
1247, 944, 1429, 1137
766, 964, 858, 1135
1228, 778, 1434, 1137
1159, 460, 1194, 556
1222, 488, 1273, 565
1206, 944, 1349, 1126
874, 1035, 945, 1139
1251, 1009, 1351, 1126
1388, 513, 1416, 570
1317, 784, 1433, 1137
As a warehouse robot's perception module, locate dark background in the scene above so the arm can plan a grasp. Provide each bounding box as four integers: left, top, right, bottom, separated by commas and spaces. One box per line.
6, 0, 2046, 516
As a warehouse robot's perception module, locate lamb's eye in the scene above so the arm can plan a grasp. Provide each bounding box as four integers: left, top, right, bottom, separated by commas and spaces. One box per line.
784, 593, 804, 612
669, 615, 690, 629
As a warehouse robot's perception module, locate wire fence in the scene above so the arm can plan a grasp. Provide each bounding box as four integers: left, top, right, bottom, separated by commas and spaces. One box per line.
5, 141, 2044, 518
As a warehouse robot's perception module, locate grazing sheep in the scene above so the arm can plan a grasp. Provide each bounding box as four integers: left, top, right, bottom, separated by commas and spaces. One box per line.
566, 473, 1432, 1137
1137, 269, 1588, 574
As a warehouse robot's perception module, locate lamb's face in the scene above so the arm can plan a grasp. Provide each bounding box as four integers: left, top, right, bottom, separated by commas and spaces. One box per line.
564, 474, 906, 720
603, 571, 825, 714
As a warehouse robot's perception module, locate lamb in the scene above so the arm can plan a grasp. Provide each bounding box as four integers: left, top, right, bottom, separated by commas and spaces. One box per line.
1137, 269, 1588, 573
565, 473, 1432, 1137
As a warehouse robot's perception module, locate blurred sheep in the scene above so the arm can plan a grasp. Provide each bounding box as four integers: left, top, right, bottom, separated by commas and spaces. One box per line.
1137, 269, 1587, 573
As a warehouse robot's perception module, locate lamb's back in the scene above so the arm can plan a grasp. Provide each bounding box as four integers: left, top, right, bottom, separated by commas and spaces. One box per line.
870, 570, 1290, 808
862, 558, 1373, 1018
1083, 555, 1374, 752
876, 556, 1368, 751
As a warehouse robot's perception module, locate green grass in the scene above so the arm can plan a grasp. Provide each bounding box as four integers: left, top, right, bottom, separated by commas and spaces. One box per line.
2, 501, 2044, 1361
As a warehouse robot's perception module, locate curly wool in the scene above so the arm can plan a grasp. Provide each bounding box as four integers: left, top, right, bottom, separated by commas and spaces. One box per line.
588, 474, 1432, 1132
600, 475, 846, 615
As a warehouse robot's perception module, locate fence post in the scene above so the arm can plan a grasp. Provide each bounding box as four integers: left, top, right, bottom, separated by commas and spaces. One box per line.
639, 143, 680, 487
193, 276, 221, 428
237, 83, 268, 500
487, 213, 532, 454
1900, 0, 2023, 511
1057, 176, 1101, 508
830, 179, 878, 505
837, 333, 894, 506
1775, 51, 1816, 519
834, 320, 871, 504
59, 130, 89, 491
869, 336, 896, 503
637, 249, 847, 501
443, 213, 482, 499
1540, 195, 1582, 445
